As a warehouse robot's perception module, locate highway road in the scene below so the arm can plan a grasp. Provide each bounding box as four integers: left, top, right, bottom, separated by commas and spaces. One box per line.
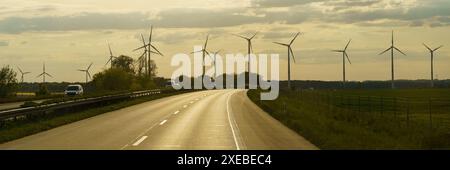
0, 90, 317, 150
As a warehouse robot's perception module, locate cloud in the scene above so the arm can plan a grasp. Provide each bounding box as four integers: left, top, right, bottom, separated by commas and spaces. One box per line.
0, 0, 449, 34
0, 12, 151, 34
0, 41, 9, 46
251, 0, 324, 7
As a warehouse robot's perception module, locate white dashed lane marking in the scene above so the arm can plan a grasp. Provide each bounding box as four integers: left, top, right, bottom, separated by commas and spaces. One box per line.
159, 120, 167, 125
132, 136, 148, 146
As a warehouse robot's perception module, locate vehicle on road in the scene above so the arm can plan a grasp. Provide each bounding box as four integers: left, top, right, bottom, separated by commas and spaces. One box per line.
64, 84, 84, 96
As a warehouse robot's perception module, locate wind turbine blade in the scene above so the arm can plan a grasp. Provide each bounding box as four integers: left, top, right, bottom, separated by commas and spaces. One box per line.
205, 50, 211, 56
191, 50, 203, 54
344, 39, 352, 51
87, 62, 93, 70
345, 52, 351, 64
391, 30, 394, 45
108, 43, 113, 56
133, 45, 146, 51
87, 72, 91, 79
140, 34, 146, 45
105, 58, 112, 66
150, 44, 163, 56
423, 43, 432, 51
17, 67, 23, 74
250, 42, 254, 53
249, 31, 258, 40
332, 50, 343, 52
434, 45, 443, 51
204, 35, 209, 49
232, 33, 247, 40
24, 72, 31, 74
36, 73, 44, 78
45, 73, 53, 78
208, 53, 214, 60
149, 51, 160, 55
139, 51, 146, 58
394, 47, 406, 56
289, 47, 296, 63
289, 32, 301, 45
148, 25, 153, 43
273, 42, 289, 46
379, 47, 392, 55
77, 69, 85, 72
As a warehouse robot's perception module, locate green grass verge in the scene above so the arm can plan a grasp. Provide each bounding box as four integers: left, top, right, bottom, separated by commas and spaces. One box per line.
247, 89, 450, 149
0, 89, 194, 144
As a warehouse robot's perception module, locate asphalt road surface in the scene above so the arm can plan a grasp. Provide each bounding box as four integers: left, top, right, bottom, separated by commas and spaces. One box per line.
0, 90, 317, 150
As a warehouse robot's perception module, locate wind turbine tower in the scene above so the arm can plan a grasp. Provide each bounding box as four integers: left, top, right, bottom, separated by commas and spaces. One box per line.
78, 63, 93, 84
36, 62, 52, 83
379, 30, 406, 89
233, 32, 258, 73
17, 67, 31, 83
332, 39, 352, 88
423, 43, 443, 88
273, 32, 301, 89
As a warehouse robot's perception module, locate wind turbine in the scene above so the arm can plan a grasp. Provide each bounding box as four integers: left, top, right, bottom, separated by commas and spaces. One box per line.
273, 32, 301, 89
78, 63, 93, 84
379, 30, 406, 89
133, 26, 164, 78
17, 66, 30, 83
209, 50, 221, 78
192, 35, 210, 77
36, 62, 52, 83
105, 41, 116, 69
136, 33, 149, 75
423, 43, 443, 88
232, 32, 258, 73
332, 39, 352, 88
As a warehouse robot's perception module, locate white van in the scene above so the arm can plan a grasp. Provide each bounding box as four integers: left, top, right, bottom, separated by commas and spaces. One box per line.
64, 84, 84, 96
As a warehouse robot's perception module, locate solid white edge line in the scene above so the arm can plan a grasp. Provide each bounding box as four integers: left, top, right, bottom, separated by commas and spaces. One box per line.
132, 136, 148, 146
183, 105, 188, 108
226, 91, 240, 150
174, 110, 179, 115
159, 120, 167, 125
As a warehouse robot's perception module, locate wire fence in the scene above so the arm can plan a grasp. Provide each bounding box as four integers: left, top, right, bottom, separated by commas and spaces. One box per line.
290, 90, 450, 133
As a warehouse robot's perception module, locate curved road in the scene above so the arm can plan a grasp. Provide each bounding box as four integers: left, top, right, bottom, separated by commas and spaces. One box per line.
0, 90, 317, 150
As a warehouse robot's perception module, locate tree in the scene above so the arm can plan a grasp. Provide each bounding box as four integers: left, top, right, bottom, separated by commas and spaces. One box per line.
92, 68, 134, 91
0, 65, 18, 97
136, 59, 158, 78
35, 84, 50, 96
112, 55, 135, 74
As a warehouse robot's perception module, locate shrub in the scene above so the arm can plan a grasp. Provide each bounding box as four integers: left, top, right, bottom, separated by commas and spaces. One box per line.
0, 65, 18, 97
35, 84, 50, 96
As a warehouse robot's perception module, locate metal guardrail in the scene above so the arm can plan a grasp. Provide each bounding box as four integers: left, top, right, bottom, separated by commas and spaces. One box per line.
0, 89, 161, 121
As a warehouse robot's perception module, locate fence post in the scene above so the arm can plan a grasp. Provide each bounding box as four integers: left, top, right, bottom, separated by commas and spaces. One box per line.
358, 96, 361, 114
328, 92, 331, 114
406, 99, 410, 127
348, 95, 351, 111
429, 98, 433, 130
380, 97, 384, 116
394, 97, 397, 119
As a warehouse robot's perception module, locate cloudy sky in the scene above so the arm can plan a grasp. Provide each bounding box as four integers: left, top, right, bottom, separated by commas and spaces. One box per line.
0, 0, 449, 82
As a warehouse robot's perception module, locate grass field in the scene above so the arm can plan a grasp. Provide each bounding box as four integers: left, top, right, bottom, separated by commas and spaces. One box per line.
248, 88, 450, 149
